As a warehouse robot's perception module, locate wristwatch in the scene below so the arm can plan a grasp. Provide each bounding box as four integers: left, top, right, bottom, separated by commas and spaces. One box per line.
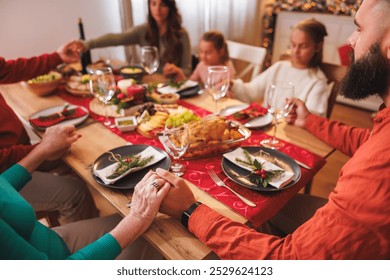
181, 201, 202, 229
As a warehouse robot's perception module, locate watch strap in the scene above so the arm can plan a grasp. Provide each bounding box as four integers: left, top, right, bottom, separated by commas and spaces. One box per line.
181, 201, 202, 229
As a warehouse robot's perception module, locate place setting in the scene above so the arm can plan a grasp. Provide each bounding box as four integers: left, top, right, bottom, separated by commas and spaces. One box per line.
28, 103, 89, 131
91, 144, 171, 189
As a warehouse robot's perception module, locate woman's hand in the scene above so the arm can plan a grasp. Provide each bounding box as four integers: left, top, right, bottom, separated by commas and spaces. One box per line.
156, 168, 197, 220
110, 171, 171, 249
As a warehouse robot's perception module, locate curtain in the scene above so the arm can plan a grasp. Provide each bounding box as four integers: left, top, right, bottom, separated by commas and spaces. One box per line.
125, 0, 264, 57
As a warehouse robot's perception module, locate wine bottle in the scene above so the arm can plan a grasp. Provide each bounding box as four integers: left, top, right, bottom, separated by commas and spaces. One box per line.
78, 18, 92, 74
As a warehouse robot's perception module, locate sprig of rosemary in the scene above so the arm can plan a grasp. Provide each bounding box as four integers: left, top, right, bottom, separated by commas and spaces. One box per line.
235, 149, 285, 188
107, 153, 154, 179
168, 80, 185, 89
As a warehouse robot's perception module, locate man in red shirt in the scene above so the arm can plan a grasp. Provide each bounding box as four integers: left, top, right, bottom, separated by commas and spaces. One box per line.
0, 40, 98, 224
155, 0, 390, 259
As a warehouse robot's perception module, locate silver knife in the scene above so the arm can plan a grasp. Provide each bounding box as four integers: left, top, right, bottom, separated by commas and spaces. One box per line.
294, 159, 311, 170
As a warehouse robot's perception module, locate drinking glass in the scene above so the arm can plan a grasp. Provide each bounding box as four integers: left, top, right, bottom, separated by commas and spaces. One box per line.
89, 67, 116, 127
141, 46, 159, 75
206, 66, 230, 114
160, 124, 189, 177
260, 81, 294, 149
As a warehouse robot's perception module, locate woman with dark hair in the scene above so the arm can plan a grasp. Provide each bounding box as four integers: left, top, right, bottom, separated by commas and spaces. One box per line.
230, 18, 329, 117
81, 0, 192, 76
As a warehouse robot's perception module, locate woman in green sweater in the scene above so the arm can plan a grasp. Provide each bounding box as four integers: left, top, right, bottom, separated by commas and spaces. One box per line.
82, 0, 192, 76
0, 124, 170, 259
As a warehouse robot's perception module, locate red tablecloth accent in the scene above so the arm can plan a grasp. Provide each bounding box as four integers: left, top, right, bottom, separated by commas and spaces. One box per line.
57, 87, 326, 227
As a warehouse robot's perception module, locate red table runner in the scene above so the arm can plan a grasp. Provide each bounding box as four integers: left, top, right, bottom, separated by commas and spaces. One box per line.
58, 87, 326, 228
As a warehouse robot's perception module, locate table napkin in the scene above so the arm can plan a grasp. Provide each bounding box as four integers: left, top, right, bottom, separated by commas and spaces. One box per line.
157, 80, 198, 94
93, 146, 166, 185
223, 147, 294, 189
227, 102, 268, 124
29, 106, 87, 128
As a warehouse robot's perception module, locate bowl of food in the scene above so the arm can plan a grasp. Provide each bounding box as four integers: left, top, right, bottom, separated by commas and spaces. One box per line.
115, 116, 138, 132
23, 71, 62, 96
159, 93, 180, 104
119, 65, 145, 82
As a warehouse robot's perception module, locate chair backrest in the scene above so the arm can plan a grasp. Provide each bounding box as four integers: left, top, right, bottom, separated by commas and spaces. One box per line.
320, 62, 347, 118
227, 40, 267, 81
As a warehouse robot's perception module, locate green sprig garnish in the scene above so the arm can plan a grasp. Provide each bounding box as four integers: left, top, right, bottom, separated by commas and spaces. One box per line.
235, 149, 285, 188
107, 153, 154, 179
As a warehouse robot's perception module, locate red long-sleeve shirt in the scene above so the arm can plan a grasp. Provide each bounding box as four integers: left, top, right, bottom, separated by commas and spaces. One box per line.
189, 107, 390, 259
0, 53, 62, 172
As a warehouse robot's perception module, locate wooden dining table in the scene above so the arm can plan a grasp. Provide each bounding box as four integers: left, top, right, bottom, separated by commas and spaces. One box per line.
0, 77, 334, 260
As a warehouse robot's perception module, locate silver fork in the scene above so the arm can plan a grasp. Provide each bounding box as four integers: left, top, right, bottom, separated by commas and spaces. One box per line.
207, 169, 256, 207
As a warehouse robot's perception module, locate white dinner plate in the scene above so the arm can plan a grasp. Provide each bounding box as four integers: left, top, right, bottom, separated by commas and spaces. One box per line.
157, 80, 199, 94
29, 104, 89, 131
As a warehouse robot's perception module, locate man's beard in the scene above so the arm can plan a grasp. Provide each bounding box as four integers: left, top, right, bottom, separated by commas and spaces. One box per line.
340, 43, 389, 100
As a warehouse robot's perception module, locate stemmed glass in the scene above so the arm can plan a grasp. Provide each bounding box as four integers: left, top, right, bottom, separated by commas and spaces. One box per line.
260, 81, 294, 149
89, 67, 116, 127
141, 46, 159, 75
206, 66, 230, 114
160, 124, 189, 177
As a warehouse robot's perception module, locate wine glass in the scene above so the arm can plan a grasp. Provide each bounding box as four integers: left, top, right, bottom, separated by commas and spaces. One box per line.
160, 124, 189, 177
89, 67, 116, 127
206, 66, 230, 114
260, 81, 294, 149
141, 46, 159, 75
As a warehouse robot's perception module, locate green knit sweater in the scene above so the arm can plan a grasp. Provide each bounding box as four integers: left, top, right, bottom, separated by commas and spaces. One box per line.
84, 23, 192, 76
0, 164, 121, 259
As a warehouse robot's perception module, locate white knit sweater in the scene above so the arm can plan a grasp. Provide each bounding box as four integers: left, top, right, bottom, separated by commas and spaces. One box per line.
231, 61, 329, 116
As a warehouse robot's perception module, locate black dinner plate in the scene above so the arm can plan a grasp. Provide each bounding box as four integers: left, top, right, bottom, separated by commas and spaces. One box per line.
177, 84, 201, 98
221, 146, 301, 192
92, 144, 171, 189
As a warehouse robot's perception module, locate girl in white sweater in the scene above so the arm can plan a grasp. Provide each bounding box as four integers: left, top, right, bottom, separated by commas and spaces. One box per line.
230, 18, 329, 117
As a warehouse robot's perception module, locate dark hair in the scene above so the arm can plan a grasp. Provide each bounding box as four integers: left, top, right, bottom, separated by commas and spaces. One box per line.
146, 0, 183, 66
293, 18, 328, 68
201, 30, 229, 64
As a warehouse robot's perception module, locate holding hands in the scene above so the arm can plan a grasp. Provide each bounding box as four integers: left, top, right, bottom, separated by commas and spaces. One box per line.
19, 124, 81, 173
57, 40, 84, 63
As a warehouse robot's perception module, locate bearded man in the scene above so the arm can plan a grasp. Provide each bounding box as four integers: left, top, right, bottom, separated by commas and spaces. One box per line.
153, 0, 390, 259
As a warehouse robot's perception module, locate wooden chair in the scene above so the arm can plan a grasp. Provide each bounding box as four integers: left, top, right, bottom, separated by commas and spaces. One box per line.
36, 211, 61, 227
227, 40, 267, 81
320, 62, 348, 118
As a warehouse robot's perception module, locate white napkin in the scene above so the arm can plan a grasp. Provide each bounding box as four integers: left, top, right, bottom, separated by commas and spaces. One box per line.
223, 147, 294, 189
93, 146, 165, 185
158, 80, 198, 94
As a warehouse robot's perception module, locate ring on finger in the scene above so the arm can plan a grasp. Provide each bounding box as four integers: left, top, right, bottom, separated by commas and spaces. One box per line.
151, 181, 162, 191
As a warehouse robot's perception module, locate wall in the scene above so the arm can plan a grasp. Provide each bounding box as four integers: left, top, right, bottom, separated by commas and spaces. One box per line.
272, 11, 382, 111
0, 0, 126, 62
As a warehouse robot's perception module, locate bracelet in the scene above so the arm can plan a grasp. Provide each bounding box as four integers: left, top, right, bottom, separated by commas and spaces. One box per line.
180, 201, 202, 229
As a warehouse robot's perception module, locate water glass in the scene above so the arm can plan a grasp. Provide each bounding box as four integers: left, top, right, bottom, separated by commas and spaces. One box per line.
206, 66, 229, 114
160, 124, 189, 177
89, 67, 116, 127
260, 81, 294, 149
141, 46, 159, 75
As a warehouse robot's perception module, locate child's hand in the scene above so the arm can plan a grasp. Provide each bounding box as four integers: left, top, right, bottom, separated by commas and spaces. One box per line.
163, 63, 186, 82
